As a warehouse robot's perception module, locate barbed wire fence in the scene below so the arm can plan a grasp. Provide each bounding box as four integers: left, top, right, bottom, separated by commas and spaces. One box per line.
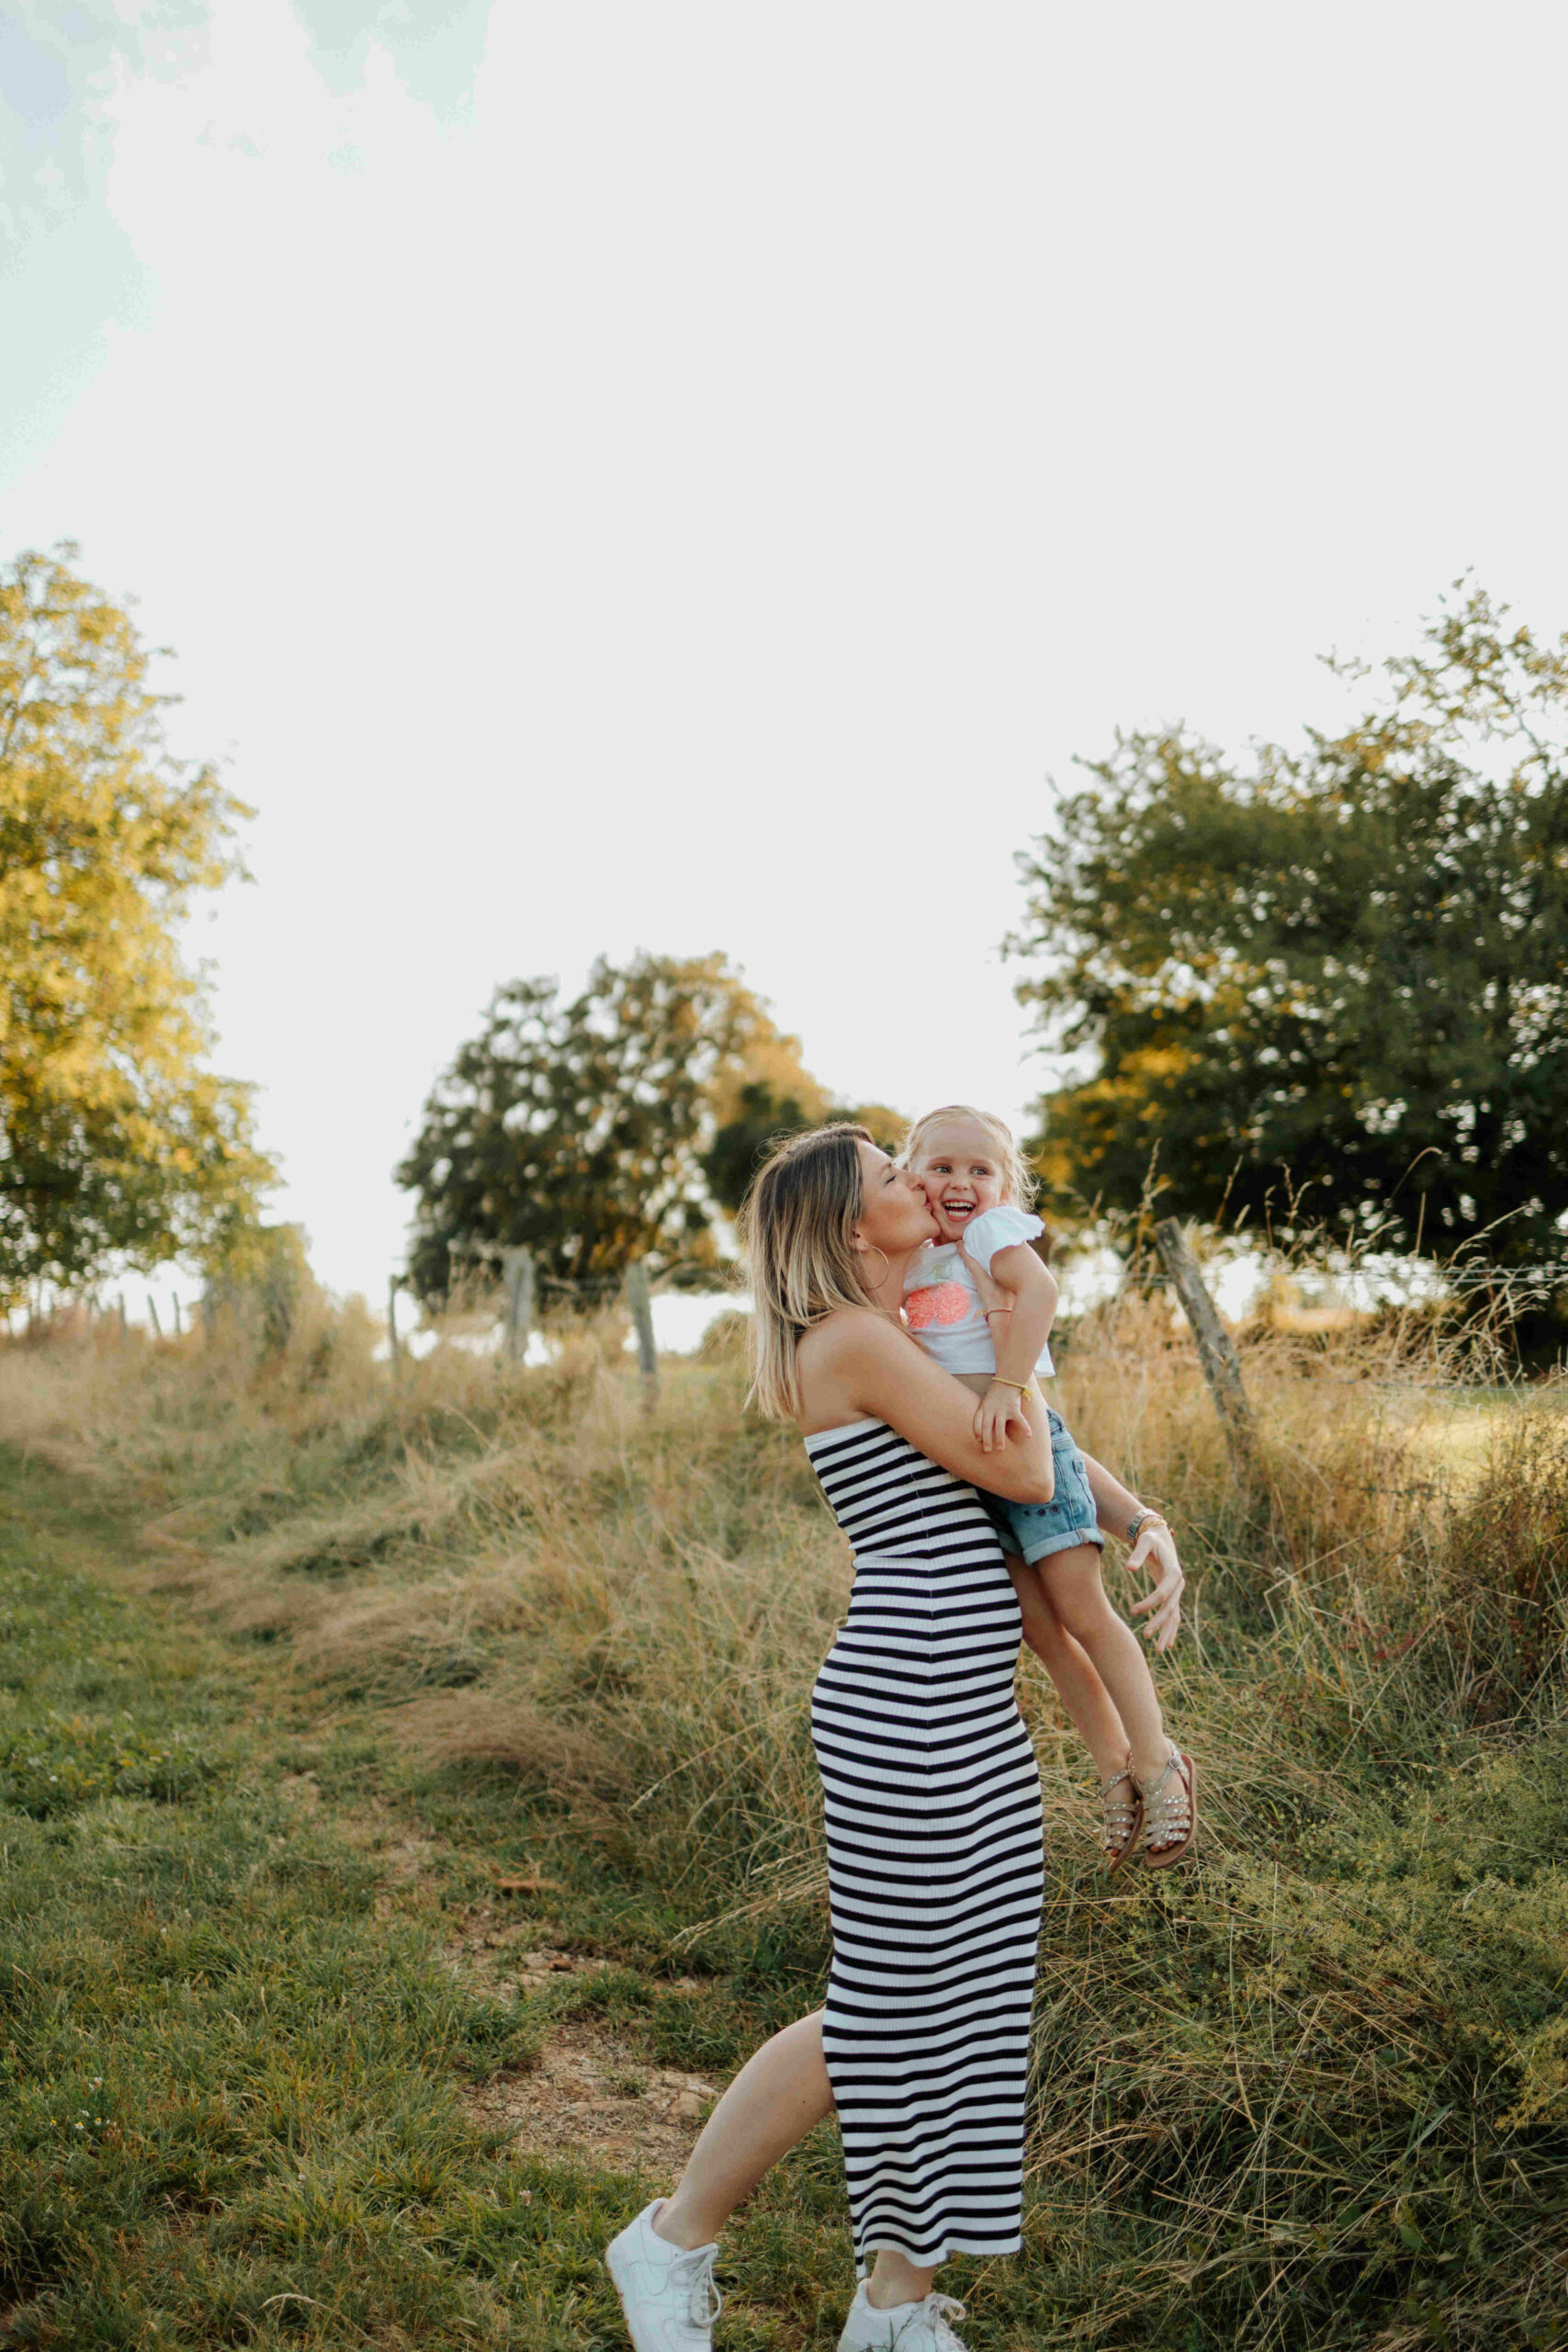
11, 1234, 1564, 1456
385, 1240, 692, 1404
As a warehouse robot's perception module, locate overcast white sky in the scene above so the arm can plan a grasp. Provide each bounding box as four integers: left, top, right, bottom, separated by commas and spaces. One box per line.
5, 1, 1567, 1306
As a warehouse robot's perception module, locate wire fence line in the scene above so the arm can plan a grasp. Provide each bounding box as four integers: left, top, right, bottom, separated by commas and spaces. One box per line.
384, 1243, 711, 1401
13, 1233, 1563, 1448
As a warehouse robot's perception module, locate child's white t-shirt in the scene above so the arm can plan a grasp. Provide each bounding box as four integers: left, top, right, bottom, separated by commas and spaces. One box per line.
902, 1204, 1055, 1378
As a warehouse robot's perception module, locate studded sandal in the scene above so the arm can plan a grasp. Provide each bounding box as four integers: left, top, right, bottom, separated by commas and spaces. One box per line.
1139, 1745, 1197, 1870
1099, 1752, 1145, 1876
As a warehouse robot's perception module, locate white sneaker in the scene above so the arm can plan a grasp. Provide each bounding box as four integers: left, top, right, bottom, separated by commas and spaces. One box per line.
838, 2279, 971, 2350
604, 2199, 723, 2351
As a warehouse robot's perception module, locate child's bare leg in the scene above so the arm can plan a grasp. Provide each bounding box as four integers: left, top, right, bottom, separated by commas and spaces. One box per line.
1037, 1544, 1170, 1790
1005, 1555, 1130, 1783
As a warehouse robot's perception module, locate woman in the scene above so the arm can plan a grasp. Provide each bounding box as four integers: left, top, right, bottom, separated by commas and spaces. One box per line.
606, 1125, 1185, 2352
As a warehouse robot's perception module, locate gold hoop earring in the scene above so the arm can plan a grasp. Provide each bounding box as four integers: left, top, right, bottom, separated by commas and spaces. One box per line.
857, 1244, 891, 1291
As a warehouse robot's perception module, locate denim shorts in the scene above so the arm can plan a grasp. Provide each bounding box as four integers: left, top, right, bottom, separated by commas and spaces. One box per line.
981, 1407, 1103, 1565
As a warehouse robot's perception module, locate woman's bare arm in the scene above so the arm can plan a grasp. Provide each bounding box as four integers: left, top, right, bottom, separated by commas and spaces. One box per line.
800, 1311, 1055, 1503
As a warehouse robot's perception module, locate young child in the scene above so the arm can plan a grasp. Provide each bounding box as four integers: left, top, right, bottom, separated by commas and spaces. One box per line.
901, 1104, 1195, 1871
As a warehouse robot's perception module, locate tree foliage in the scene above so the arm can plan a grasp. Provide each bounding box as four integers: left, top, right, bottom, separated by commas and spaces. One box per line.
702, 1083, 910, 1215
399, 953, 834, 1300
1009, 586, 1568, 1263
0, 546, 275, 1303
701, 1080, 824, 1216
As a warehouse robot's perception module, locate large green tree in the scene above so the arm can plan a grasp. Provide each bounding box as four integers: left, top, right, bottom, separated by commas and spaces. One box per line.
0, 546, 275, 1302
1009, 586, 1568, 1263
399, 953, 823, 1300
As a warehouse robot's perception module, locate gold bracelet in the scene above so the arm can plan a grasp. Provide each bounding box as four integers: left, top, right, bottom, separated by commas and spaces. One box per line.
991, 1376, 1033, 1396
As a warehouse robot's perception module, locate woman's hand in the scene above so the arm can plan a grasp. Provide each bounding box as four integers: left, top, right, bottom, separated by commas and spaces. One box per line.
1125, 1516, 1185, 1653
975, 1378, 1032, 1454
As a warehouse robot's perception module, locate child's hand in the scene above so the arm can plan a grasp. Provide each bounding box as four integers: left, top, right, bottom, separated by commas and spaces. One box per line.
975, 1379, 1032, 1454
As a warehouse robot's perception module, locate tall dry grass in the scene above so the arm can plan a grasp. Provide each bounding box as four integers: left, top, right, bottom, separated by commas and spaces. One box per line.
2, 1289, 1562, 1905
3, 1284, 1566, 2346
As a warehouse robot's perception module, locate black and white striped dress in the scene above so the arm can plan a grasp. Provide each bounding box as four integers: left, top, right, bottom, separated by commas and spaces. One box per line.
806, 1417, 1043, 2274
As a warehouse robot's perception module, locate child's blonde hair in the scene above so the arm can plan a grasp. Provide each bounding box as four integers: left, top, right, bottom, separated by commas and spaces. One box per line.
902, 1103, 1038, 1209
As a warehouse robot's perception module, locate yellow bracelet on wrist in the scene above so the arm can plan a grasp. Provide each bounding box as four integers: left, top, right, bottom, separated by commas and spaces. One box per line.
990, 1377, 1033, 1396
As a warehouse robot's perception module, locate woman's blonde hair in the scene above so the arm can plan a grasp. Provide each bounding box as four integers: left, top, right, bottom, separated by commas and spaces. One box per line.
738, 1122, 876, 1420
901, 1103, 1038, 1209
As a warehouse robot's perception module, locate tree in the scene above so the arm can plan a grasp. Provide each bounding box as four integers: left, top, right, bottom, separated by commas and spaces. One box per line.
0, 546, 276, 1304
398, 952, 824, 1301
1008, 585, 1568, 1264
701, 1080, 824, 1216
702, 1088, 909, 1215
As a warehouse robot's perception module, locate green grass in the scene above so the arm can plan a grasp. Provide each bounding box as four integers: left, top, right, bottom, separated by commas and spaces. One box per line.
0, 1453, 607, 2349
3, 1321, 1568, 2349
0, 1452, 906, 2349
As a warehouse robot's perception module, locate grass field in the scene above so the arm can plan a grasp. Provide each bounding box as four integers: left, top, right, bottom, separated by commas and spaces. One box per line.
0, 1292, 1564, 2349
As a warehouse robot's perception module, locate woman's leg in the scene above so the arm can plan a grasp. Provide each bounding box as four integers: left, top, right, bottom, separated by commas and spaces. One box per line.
655, 2009, 834, 2250
1007, 1555, 1130, 1783
655, 2011, 942, 2310
863, 2248, 940, 2309
1038, 1544, 1168, 1788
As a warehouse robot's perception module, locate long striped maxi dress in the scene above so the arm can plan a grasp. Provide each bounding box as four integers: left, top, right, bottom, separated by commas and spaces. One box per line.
805, 1417, 1043, 2274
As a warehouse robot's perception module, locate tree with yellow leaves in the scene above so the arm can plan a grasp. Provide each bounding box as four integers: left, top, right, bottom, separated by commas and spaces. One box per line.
0, 545, 275, 1304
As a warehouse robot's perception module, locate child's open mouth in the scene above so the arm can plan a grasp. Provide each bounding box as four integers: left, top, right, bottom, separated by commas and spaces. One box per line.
940, 1197, 976, 1227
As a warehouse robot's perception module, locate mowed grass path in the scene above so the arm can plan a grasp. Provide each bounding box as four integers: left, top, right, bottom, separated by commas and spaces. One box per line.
0, 1449, 864, 2351
0, 1453, 659, 2348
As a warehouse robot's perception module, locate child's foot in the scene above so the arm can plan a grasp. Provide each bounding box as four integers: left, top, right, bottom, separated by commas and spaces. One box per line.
1098, 1752, 1144, 1874
1138, 1745, 1197, 1868
839, 2282, 971, 2349
605, 2199, 722, 2349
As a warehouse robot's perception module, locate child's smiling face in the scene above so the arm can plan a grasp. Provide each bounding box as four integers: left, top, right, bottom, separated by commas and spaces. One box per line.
908, 1119, 1007, 1245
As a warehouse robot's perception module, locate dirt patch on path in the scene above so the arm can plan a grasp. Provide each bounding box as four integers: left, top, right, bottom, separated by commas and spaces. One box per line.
467, 2018, 720, 2174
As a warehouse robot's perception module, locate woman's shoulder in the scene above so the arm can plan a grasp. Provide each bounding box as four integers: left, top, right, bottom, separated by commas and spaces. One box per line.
796, 1304, 895, 1372
795, 1307, 910, 1436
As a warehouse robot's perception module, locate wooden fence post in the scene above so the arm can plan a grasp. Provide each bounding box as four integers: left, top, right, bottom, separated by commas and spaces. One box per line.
172, 1295, 183, 1339
625, 1261, 659, 1406
502, 1247, 536, 1365
146, 1295, 162, 1339
118, 1293, 128, 1340
1153, 1217, 1258, 1484
388, 1275, 402, 1384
